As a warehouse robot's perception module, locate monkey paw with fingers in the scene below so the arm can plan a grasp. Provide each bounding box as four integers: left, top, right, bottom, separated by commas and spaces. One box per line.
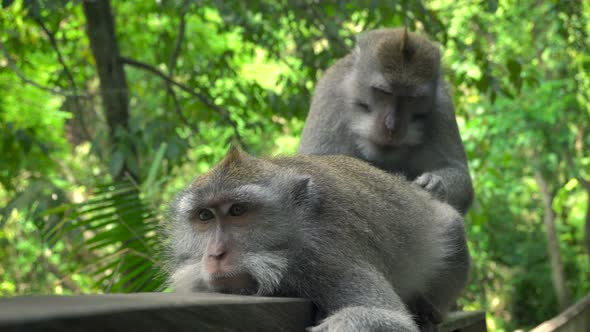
414, 173, 447, 200
308, 307, 419, 332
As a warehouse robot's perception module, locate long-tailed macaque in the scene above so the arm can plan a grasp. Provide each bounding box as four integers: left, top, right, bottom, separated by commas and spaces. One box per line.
298, 28, 474, 215
166, 146, 470, 331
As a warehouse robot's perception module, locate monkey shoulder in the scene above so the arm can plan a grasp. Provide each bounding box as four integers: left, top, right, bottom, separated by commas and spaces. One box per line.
273, 155, 418, 198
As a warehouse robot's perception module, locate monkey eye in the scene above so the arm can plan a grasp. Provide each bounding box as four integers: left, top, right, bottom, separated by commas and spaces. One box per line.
198, 209, 214, 221
372, 86, 393, 96
228, 203, 247, 217
412, 113, 429, 121
354, 101, 371, 113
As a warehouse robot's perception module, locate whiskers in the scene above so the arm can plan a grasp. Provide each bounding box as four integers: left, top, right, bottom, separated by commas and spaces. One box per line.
243, 251, 289, 296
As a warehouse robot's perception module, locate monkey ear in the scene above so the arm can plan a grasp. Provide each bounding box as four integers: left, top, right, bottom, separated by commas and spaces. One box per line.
353, 33, 368, 60
224, 143, 242, 163
352, 45, 361, 60
355, 32, 367, 48
222, 142, 251, 166
227, 142, 242, 156
400, 27, 414, 60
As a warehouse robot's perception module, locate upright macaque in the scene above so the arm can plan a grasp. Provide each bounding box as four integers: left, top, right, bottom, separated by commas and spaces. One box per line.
166, 146, 470, 331
298, 28, 474, 214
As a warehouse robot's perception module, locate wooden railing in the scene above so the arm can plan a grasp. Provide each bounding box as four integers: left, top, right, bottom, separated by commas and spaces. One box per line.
530, 293, 590, 332
0, 292, 486, 331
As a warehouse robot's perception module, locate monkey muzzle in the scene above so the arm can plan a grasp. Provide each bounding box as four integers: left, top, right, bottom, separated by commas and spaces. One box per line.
372, 110, 409, 146
208, 271, 258, 294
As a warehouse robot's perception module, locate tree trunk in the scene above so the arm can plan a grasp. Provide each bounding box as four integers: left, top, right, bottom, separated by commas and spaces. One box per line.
535, 172, 571, 310
585, 191, 590, 268
82, 0, 135, 180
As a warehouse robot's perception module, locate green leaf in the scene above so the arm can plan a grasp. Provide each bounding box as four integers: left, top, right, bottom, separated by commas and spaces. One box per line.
109, 151, 125, 176
486, 0, 499, 13
23, 0, 40, 19
143, 142, 167, 198
41, 181, 164, 292
506, 58, 522, 91
1, 0, 15, 8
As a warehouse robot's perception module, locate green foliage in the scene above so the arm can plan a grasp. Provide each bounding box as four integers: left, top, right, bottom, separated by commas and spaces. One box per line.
0, 205, 96, 295
43, 182, 164, 292
1, 1, 589, 331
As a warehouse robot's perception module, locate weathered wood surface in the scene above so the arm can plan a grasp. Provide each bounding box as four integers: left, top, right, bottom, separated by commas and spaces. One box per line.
530, 293, 590, 332
440, 311, 487, 332
0, 293, 486, 331
0, 293, 314, 332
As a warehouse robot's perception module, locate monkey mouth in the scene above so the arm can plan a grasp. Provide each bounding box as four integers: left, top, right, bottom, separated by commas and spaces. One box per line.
207, 271, 258, 294
209, 270, 248, 281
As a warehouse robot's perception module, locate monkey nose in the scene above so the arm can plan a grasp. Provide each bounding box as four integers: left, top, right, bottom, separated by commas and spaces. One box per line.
208, 249, 227, 261
385, 113, 396, 132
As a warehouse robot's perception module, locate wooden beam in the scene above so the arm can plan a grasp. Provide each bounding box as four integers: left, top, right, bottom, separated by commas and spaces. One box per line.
0, 293, 314, 332
441, 311, 487, 332
530, 293, 590, 332
0, 293, 487, 331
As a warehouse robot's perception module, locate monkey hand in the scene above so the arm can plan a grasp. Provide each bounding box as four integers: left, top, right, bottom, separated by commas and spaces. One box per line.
308, 307, 419, 332
414, 173, 447, 200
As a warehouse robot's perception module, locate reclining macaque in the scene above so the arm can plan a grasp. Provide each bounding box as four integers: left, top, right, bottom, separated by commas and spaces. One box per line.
299, 28, 474, 215
166, 146, 470, 331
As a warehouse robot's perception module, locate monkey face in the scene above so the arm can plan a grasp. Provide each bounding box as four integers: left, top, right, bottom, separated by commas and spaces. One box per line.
348, 79, 433, 161
167, 147, 311, 296
345, 28, 440, 161
169, 186, 291, 296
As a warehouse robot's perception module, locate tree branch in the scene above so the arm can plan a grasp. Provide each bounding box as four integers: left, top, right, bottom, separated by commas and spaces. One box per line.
534, 170, 572, 309
33, 17, 93, 143
168, 0, 189, 77
167, 85, 199, 133
35, 18, 79, 91
0, 39, 83, 97
165, 0, 199, 134
308, 6, 349, 52
119, 56, 244, 145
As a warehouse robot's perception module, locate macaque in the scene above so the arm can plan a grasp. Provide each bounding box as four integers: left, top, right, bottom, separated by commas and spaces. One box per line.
166, 146, 470, 331
298, 28, 474, 215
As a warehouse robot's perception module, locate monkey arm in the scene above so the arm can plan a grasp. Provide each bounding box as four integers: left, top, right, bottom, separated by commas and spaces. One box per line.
310, 306, 419, 332
305, 265, 420, 332
414, 103, 474, 214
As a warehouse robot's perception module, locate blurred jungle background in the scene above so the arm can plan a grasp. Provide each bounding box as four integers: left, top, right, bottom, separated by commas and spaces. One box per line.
1, 0, 589, 330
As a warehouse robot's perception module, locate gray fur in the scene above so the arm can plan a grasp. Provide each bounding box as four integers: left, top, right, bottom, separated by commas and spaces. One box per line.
165, 152, 470, 332
298, 28, 474, 215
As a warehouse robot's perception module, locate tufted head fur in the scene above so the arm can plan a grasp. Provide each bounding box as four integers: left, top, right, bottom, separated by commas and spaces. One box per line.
354, 27, 441, 86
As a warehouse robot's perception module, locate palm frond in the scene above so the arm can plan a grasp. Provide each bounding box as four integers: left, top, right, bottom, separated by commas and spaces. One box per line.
41, 181, 165, 292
